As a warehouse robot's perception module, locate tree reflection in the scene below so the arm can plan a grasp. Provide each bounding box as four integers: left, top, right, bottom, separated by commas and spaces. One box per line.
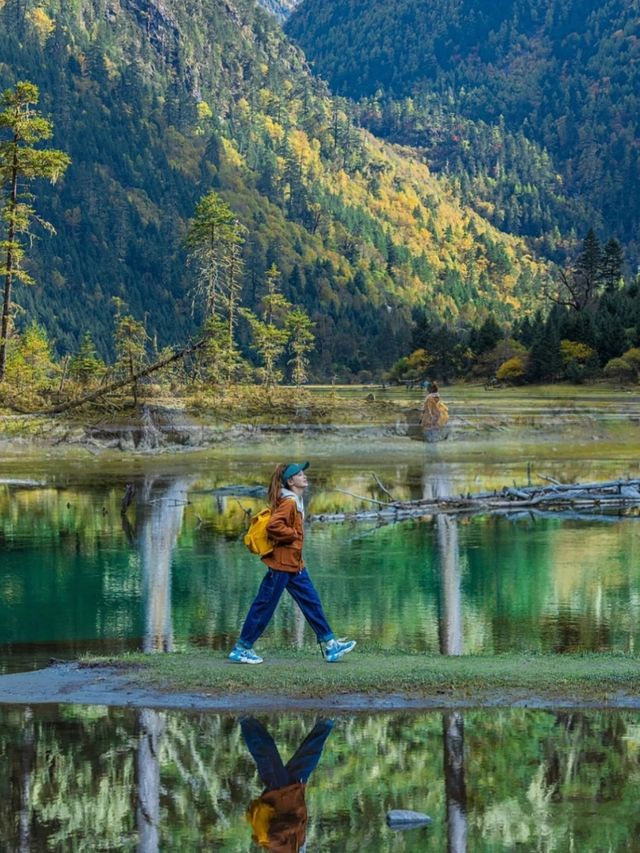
128, 478, 187, 850
129, 477, 189, 654
136, 708, 167, 853
424, 462, 468, 851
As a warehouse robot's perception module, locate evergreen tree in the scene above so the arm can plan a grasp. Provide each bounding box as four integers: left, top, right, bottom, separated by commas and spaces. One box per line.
184, 191, 244, 320
0, 81, 70, 380
286, 307, 315, 386
599, 238, 624, 292
112, 297, 149, 404
526, 320, 561, 382
241, 265, 291, 388
69, 331, 104, 388
473, 314, 503, 355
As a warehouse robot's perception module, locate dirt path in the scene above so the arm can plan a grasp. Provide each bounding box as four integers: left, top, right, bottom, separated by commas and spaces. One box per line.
2, 662, 640, 712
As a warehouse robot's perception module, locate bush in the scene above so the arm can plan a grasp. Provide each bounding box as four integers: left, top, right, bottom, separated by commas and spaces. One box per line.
496, 355, 527, 383
474, 338, 527, 378
603, 357, 636, 383
621, 347, 640, 376
560, 339, 598, 383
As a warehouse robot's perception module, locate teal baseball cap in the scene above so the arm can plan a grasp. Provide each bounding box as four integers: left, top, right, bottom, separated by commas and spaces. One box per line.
281, 461, 309, 484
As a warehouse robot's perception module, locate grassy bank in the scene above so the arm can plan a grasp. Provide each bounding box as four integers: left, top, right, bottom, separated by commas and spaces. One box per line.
83, 649, 640, 703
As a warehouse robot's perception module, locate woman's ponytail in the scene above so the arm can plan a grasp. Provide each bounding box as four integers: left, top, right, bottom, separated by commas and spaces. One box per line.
267, 464, 286, 509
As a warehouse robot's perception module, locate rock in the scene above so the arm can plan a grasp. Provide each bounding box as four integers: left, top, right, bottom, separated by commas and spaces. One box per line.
386, 809, 432, 830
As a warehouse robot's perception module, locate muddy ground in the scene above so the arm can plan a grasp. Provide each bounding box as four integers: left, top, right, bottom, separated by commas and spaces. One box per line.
1, 662, 640, 712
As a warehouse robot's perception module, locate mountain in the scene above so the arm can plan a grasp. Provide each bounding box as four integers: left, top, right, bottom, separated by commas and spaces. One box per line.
0, 0, 547, 377
286, 0, 640, 265
256, 0, 299, 22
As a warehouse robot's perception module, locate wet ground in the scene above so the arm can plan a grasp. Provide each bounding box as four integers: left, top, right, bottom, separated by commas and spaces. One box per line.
2, 662, 640, 713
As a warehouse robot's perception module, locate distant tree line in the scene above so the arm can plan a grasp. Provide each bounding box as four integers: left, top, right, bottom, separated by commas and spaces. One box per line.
390, 230, 640, 386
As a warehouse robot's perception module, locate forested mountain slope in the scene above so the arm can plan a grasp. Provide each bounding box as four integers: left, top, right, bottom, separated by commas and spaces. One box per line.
256, 0, 298, 22
0, 0, 546, 376
287, 0, 640, 263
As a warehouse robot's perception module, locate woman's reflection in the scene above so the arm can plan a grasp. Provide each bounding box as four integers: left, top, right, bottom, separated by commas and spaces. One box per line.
240, 716, 334, 852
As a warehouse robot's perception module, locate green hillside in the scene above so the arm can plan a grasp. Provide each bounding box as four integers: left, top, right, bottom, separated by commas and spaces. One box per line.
0, 0, 547, 377
256, 0, 299, 22
287, 0, 640, 263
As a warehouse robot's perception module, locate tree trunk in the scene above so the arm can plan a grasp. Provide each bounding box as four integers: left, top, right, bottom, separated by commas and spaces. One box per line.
0, 141, 19, 381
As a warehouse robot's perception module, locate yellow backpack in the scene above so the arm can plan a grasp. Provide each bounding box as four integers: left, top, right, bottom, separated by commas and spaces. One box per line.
243, 507, 274, 556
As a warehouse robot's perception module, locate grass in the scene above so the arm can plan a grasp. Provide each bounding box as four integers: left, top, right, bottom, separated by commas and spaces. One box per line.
81, 648, 640, 704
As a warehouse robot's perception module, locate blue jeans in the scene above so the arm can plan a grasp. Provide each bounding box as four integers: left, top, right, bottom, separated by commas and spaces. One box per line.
240, 717, 334, 789
238, 568, 334, 647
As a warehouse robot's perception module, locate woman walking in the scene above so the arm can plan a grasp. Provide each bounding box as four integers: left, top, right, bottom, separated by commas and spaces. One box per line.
229, 462, 356, 664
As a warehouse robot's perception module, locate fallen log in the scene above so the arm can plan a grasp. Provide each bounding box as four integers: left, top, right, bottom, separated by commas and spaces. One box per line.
15, 338, 208, 416
310, 478, 640, 524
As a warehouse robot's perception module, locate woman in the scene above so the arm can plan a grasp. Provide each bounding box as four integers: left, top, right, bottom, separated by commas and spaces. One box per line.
229, 461, 356, 664
420, 380, 449, 441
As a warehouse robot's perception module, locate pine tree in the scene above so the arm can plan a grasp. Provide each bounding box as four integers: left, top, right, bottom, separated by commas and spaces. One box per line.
241, 265, 291, 388
69, 332, 105, 388
0, 81, 70, 380
184, 191, 244, 320
286, 307, 315, 386
599, 238, 624, 292
112, 297, 149, 405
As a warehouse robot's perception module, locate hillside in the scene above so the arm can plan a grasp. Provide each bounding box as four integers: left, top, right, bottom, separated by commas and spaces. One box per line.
0, 0, 547, 377
287, 0, 640, 263
256, 0, 298, 22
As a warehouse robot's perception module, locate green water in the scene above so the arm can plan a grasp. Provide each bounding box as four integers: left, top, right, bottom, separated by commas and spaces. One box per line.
1, 705, 639, 851
0, 438, 639, 671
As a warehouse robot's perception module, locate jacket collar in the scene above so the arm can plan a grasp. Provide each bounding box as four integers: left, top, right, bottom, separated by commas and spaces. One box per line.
280, 488, 305, 518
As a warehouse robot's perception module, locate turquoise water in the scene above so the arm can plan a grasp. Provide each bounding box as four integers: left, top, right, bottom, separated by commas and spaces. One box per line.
1, 705, 639, 851
0, 444, 639, 671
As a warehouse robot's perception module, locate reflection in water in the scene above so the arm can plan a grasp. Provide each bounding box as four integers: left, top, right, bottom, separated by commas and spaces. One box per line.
16, 707, 34, 853
422, 463, 464, 657
134, 478, 189, 653
425, 463, 468, 851
1, 707, 640, 850
2, 465, 640, 671
443, 712, 467, 853
241, 717, 333, 852
136, 709, 167, 853
437, 515, 463, 656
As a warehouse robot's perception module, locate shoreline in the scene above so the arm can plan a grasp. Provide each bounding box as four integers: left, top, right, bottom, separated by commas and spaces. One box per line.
1, 653, 639, 713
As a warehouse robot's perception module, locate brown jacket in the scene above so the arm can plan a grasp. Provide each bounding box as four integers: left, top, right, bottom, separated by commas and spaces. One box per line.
246, 782, 307, 852
262, 497, 305, 573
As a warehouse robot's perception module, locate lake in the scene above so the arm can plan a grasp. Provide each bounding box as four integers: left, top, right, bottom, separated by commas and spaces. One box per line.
0, 422, 639, 671
1, 390, 639, 850
1, 704, 639, 851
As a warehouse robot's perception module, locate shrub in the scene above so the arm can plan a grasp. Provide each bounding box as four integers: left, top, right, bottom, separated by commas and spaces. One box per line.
474, 338, 527, 378
496, 355, 527, 383
560, 339, 598, 383
603, 357, 636, 383
621, 347, 640, 377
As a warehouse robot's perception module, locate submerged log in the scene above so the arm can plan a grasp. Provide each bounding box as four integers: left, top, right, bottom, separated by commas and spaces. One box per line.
310, 478, 640, 524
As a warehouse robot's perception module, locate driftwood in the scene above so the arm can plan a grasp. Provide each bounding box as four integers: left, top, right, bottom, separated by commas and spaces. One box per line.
310, 478, 640, 524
